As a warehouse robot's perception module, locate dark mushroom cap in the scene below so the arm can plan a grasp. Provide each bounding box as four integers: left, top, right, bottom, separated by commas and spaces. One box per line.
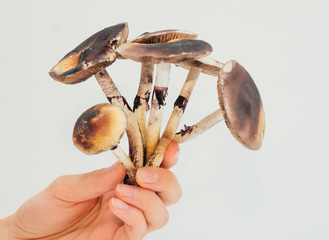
73, 103, 127, 154
177, 56, 224, 76
218, 60, 265, 150
49, 23, 129, 84
116, 39, 212, 64
130, 29, 197, 43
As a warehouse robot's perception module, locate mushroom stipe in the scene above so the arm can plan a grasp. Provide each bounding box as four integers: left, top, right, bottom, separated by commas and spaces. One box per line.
95, 69, 144, 168
133, 62, 154, 150
50, 22, 265, 185
146, 67, 201, 167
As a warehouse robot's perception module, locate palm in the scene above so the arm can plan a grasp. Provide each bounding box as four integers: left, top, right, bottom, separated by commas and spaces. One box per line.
13, 189, 126, 239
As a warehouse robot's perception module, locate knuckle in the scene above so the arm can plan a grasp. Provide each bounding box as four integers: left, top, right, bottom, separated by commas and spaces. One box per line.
47, 175, 66, 192
166, 176, 182, 205
159, 169, 175, 186
45, 175, 71, 200
126, 211, 148, 240
157, 208, 170, 229
148, 208, 170, 232
173, 183, 183, 204
162, 209, 170, 227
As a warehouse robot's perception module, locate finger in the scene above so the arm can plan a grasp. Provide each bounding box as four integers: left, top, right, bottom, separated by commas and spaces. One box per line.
109, 198, 147, 240
46, 162, 126, 202
136, 167, 182, 206
115, 184, 169, 232
161, 141, 180, 169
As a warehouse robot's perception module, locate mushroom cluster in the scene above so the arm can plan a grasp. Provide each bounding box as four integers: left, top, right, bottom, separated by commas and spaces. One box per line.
49, 22, 265, 185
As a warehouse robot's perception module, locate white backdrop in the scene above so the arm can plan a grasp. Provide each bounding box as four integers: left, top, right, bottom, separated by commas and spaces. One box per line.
1, 0, 329, 239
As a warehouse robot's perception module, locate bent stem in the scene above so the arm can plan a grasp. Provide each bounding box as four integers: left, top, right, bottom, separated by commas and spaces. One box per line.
112, 146, 137, 185
95, 68, 144, 168
147, 67, 201, 167
146, 62, 171, 161
173, 108, 224, 143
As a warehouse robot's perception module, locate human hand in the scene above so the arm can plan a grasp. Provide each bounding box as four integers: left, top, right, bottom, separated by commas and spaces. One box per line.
0, 142, 181, 240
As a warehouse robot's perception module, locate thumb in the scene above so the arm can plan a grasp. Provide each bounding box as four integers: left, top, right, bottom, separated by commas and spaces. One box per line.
46, 162, 126, 202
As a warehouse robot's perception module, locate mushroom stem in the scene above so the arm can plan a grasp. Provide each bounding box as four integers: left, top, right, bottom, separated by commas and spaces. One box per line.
173, 108, 224, 143
112, 146, 137, 184
147, 67, 201, 167
146, 62, 171, 160
133, 63, 154, 154
95, 68, 144, 168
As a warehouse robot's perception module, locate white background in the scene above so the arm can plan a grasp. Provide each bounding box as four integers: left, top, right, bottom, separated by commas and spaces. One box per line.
1, 0, 328, 239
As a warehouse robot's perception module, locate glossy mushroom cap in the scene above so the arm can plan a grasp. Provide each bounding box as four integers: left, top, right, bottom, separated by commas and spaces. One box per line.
218, 60, 265, 150
117, 39, 213, 64
73, 103, 127, 154
130, 29, 197, 43
177, 56, 224, 76
49, 23, 129, 84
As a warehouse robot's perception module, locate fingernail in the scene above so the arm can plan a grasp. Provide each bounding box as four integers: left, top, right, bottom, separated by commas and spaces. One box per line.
117, 184, 138, 197
111, 198, 129, 210
137, 168, 158, 183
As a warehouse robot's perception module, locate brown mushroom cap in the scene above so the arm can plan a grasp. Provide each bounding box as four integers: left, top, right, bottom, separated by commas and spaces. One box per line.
116, 39, 213, 64
129, 29, 197, 43
73, 103, 127, 154
218, 60, 265, 150
176, 56, 224, 76
49, 23, 129, 84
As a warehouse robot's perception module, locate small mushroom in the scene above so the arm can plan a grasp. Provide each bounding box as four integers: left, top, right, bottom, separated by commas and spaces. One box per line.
117, 39, 212, 161
129, 30, 198, 159
49, 23, 144, 168
94, 69, 144, 167
174, 60, 265, 150
73, 103, 136, 184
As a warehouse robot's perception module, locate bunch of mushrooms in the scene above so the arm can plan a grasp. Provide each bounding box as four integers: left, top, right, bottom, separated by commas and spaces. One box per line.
49, 22, 265, 185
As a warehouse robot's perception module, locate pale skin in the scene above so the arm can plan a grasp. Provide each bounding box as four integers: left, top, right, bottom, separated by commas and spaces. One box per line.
0, 142, 181, 240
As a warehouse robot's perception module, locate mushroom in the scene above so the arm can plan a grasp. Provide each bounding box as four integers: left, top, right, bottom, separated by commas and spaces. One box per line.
49, 23, 144, 168
73, 103, 136, 184
218, 60, 265, 150
174, 60, 265, 150
129, 30, 198, 159
147, 60, 264, 166
170, 56, 224, 143
146, 56, 224, 167
117, 39, 212, 161
49, 23, 128, 84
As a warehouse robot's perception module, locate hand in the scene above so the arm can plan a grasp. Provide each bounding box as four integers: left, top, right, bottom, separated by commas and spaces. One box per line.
0, 142, 181, 240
